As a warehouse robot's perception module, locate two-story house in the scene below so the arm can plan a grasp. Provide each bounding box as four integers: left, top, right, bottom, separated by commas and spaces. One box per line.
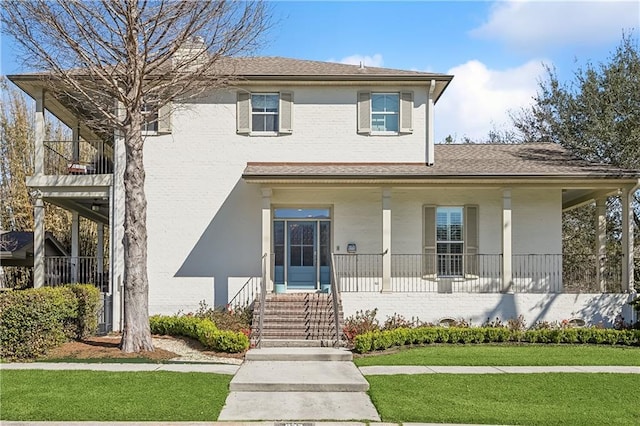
8, 57, 639, 337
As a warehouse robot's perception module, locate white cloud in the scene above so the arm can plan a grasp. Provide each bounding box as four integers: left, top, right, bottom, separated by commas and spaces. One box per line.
470, 0, 639, 51
435, 59, 547, 142
328, 53, 384, 67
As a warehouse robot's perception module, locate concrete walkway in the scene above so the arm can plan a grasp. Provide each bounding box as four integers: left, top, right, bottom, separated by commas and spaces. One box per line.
218, 347, 380, 421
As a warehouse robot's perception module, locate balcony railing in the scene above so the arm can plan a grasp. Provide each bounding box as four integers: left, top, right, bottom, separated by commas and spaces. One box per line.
45, 256, 109, 292
44, 140, 113, 175
333, 253, 623, 294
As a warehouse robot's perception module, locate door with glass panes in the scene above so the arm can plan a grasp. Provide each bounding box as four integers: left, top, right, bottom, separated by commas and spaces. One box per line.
273, 208, 331, 290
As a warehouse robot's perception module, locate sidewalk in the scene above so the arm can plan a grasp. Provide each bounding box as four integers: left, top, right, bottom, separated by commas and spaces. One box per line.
2, 362, 638, 374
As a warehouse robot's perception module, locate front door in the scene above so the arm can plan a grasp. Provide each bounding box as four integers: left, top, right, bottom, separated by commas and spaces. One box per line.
287, 221, 316, 289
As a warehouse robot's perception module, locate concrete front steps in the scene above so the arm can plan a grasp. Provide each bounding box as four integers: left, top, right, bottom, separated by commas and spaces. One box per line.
251, 293, 345, 348
218, 347, 380, 421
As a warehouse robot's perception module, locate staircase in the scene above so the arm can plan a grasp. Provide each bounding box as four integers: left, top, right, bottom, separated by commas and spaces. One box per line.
251, 293, 344, 347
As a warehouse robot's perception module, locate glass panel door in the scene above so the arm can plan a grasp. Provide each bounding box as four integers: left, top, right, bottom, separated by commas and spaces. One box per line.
287, 221, 317, 289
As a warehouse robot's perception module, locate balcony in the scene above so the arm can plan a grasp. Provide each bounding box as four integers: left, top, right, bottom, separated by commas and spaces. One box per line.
333, 253, 624, 294
44, 140, 113, 176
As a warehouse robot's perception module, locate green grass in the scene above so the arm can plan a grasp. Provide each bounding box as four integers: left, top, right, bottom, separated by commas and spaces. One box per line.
0, 370, 231, 421
355, 344, 640, 366
367, 373, 640, 424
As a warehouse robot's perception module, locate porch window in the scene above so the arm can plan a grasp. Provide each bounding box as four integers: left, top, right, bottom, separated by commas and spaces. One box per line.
436, 207, 464, 276
424, 205, 478, 277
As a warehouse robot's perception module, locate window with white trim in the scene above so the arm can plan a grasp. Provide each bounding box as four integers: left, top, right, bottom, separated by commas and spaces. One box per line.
236, 91, 293, 135
357, 91, 413, 135
141, 102, 158, 134
424, 205, 478, 278
251, 93, 279, 133
436, 207, 464, 276
371, 93, 399, 133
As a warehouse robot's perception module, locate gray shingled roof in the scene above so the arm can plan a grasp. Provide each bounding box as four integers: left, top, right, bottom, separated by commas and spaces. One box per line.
212, 56, 449, 78
242, 144, 640, 180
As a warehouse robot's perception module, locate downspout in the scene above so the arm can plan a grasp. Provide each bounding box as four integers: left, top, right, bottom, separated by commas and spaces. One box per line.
426, 79, 436, 165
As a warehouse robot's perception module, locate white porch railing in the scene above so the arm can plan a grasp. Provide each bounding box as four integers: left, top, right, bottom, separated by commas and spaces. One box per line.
44, 256, 109, 291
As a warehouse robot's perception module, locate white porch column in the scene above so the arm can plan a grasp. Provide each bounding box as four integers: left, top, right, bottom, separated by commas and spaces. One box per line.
595, 197, 607, 292
621, 188, 635, 292
382, 188, 392, 292
71, 211, 80, 282
34, 89, 45, 175
425, 80, 436, 165
33, 193, 45, 288
502, 189, 513, 292
72, 123, 80, 162
97, 223, 105, 289
261, 188, 273, 292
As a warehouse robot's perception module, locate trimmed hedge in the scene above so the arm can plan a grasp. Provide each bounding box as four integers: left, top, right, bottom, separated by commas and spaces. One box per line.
149, 314, 249, 353
353, 326, 640, 353
67, 284, 101, 339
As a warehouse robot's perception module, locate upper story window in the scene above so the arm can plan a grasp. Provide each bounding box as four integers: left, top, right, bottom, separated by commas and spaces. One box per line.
358, 91, 413, 136
141, 102, 158, 134
237, 91, 293, 136
140, 101, 171, 135
251, 94, 279, 133
371, 93, 399, 133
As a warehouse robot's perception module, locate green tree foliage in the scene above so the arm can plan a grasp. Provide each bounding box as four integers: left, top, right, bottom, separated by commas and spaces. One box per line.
509, 34, 640, 289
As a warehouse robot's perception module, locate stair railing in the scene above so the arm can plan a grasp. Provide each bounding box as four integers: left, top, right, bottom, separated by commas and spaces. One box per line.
330, 253, 342, 346
228, 275, 259, 312
256, 253, 268, 349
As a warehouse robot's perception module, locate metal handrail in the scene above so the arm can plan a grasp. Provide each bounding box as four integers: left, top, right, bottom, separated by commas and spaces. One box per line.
256, 253, 267, 348
330, 253, 342, 346
227, 275, 258, 311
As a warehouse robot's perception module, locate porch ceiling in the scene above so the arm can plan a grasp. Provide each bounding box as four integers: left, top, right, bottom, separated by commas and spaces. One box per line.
44, 197, 110, 225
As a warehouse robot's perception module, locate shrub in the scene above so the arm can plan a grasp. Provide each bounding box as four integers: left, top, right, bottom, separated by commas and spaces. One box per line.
343, 309, 380, 343
149, 314, 249, 353
0, 287, 78, 360
67, 284, 101, 339
194, 300, 252, 333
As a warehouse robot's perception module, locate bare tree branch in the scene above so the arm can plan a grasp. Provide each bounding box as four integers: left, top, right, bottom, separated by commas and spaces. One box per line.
1, 0, 270, 352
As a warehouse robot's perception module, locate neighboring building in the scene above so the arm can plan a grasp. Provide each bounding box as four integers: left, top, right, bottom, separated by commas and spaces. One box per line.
8, 57, 639, 333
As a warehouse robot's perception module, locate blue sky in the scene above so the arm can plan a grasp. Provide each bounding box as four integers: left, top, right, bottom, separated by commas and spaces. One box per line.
2, 0, 638, 142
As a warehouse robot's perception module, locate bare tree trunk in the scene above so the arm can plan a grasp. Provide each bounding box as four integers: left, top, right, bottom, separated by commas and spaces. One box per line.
120, 116, 153, 352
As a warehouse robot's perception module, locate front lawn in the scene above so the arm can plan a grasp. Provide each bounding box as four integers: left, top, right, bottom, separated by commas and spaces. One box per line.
367, 373, 640, 424
1, 370, 231, 421
355, 344, 640, 366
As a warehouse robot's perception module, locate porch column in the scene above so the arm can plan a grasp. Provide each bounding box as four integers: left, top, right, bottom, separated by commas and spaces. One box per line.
97, 223, 104, 290
34, 89, 45, 175
71, 211, 80, 282
261, 188, 273, 292
382, 188, 392, 292
621, 188, 635, 292
595, 197, 607, 292
72, 123, 80, 162
33, 193, 45, 288
502, 189, 513, 292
